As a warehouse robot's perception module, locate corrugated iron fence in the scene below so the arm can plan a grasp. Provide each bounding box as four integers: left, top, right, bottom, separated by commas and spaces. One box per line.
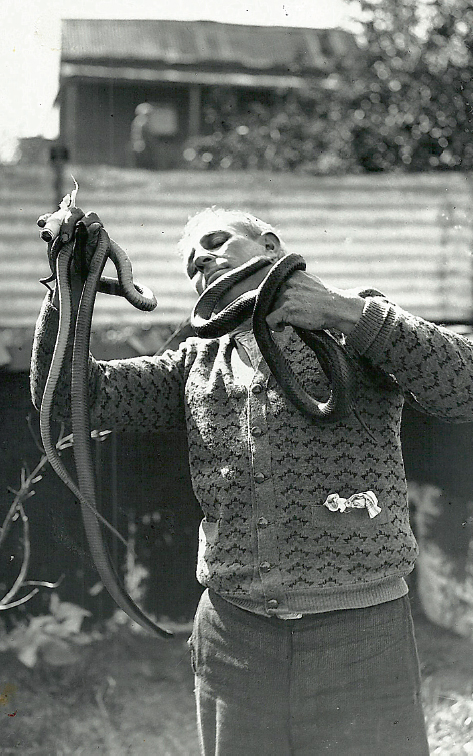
1, 166, 473, 330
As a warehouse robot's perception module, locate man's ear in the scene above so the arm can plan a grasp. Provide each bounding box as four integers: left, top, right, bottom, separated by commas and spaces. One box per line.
261, 231, 282, 258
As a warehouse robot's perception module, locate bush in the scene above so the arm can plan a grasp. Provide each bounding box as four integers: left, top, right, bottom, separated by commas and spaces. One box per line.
183, 0, 473, 174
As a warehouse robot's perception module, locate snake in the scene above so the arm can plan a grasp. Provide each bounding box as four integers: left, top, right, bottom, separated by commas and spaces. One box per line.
40, 226, 172, 638
191, 253, 368, 426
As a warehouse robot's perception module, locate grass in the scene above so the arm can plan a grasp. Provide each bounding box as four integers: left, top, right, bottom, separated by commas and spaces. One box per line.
1, 625, 199, 756
1, 605, 473, 755
415, 610, 473, 755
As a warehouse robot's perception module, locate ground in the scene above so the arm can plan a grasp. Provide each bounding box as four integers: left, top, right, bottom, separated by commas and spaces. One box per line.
2, 605, 473, 755
2, 623, 198, 756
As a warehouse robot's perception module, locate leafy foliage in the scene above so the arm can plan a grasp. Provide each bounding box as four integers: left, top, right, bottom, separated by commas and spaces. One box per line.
183, 89, 359, 175
347, 0, 473, 171
183, 0, 473, 173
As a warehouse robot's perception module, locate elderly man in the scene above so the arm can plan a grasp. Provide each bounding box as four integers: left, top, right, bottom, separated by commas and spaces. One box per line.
31, 205, 473, 755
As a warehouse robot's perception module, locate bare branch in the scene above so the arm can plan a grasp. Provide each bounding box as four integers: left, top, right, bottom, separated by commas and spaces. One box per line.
0, 455, 49, 550
26, 414, 45, 455
25, 575, 65, 589
0, 419, 128, 611
0, 588, 39, 610
0, 504, 31, 607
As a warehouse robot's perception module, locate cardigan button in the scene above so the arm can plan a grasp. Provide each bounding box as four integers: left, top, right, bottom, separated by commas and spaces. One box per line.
254, 472, 265, 483
260, 561, 272, 572
252, 383, 264, 394
257, 517, 269, 528
267, 599, 279, 610
251, 425, 263, 437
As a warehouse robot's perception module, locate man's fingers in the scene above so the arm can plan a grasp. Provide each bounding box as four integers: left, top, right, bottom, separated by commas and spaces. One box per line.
80, 211, 103, 230
60, 207, 85, 241
82, 221, 103, 266
38, 206, 104, 280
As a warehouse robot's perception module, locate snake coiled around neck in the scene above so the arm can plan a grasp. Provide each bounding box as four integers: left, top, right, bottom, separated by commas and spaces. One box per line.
191, 253, 367, 427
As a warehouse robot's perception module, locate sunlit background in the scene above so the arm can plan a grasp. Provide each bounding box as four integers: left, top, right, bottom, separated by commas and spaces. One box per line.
1, 0, 359, 161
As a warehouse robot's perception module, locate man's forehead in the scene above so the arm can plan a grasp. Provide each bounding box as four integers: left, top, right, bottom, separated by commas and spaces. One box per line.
185, 220, 250, 255
190, 219, 241, 240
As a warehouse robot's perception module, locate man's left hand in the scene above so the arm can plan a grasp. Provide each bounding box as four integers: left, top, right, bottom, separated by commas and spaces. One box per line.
265, 270, 365, 336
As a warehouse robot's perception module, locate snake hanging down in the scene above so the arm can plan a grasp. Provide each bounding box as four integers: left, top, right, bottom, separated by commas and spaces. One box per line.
39, 203, 172, 639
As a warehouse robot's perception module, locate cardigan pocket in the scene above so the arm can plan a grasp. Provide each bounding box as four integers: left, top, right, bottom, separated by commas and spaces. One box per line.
311, 495, 389, 535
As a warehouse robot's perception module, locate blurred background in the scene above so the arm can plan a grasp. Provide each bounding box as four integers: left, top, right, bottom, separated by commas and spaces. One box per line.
2, 2, 473, 752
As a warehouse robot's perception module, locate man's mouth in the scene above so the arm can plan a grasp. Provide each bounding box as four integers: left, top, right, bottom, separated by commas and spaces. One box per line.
205, 268, 228, 287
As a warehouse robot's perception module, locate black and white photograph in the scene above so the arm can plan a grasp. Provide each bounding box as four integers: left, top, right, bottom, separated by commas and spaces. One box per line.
2, 1, 473, 753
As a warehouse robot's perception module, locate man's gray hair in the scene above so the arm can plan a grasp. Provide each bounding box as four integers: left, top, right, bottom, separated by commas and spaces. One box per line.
177, 206, 284, 259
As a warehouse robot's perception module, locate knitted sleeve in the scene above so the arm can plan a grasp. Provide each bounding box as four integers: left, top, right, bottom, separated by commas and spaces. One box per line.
346, 296, 473, 422
30, 294, 187, 433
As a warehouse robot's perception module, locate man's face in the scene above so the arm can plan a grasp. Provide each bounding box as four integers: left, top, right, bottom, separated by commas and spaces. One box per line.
185, 221, 278, 296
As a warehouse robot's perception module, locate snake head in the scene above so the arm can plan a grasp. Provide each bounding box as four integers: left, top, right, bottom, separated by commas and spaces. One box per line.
71, 212, 104, 281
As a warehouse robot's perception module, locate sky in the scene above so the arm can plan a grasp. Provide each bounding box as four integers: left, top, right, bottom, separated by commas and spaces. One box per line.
1, 0, 358, 161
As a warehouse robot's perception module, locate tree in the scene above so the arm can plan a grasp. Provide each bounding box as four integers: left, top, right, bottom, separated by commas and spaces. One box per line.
183, 0, 473, 173
182, 86, 360, 175
342, 0, 473, 170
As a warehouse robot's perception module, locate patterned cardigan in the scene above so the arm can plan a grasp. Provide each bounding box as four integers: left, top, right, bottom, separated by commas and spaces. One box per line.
30, 292, 473, 617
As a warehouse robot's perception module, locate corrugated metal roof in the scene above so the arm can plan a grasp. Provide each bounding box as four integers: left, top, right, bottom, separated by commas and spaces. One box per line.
1, 166, 472, 340
61, 19, 358, 72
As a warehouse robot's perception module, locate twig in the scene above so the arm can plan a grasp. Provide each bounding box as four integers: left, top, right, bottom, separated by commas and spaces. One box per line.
0, 589, 39, 610
1, 456, 47, 550
25, 576, 65, 589
0, 503, 31, 607
26, 414, 45, 455
0, 420, 126, 611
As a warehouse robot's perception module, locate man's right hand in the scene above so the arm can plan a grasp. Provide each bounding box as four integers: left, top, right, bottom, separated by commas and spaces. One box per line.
38, 208, 104, 308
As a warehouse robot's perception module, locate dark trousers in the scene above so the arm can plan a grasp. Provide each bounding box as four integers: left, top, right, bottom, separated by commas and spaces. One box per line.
188, 590, 430, 755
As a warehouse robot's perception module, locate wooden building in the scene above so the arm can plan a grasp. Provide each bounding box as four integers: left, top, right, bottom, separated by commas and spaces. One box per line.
58, 19, 359, 168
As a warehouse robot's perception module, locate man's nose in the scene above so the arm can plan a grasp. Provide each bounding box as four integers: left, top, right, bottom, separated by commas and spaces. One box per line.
194, 250, 217, 271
